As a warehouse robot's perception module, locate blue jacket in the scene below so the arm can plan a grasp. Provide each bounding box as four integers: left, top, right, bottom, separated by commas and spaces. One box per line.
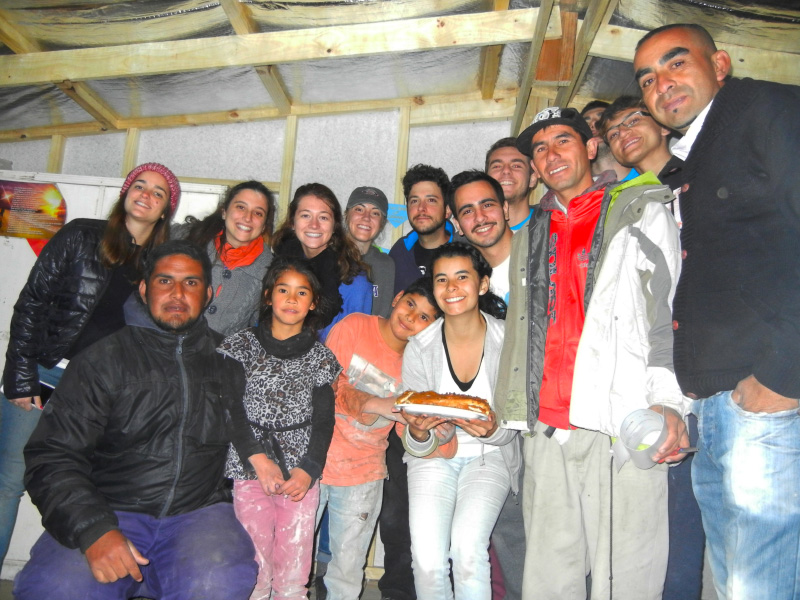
388, 221, 459, 295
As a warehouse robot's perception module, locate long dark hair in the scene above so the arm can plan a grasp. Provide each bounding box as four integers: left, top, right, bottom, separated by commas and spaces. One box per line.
185, 180, 274, 252
99, 188, 172, 270
259, 256, 330, 333
430, 242, 507, 320
271, 183, 367, 285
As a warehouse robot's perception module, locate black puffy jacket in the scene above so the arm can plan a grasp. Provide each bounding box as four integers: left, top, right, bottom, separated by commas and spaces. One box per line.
23, 305, 259, 552
3, 219, 110, 399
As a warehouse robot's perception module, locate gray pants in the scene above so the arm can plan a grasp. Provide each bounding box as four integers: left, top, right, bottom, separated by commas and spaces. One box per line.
521, 422, 669, 600
491, 435, 526, 600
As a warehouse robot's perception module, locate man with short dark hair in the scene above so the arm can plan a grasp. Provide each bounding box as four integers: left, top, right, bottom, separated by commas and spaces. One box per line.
15, 240, 260, 600
389, 164, 456, 295
581, 100, 638, 182
384, 164, 455, 600
635, 23, 800, 599
580, 100, 609, 137
448, 169, 525, 600
448, 170, 512, 301
597, 95, 673, 178
495, 106, 688, 599
485, 138, 537, 231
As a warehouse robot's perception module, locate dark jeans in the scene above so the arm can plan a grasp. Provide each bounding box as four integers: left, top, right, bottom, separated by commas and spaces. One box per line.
491, 435, 525, 600
663, 413, 705, 600
14, 503, 257, 600
378, 428, 416, 600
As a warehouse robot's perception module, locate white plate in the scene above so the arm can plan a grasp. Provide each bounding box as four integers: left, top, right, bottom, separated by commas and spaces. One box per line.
394, 403, 489, 421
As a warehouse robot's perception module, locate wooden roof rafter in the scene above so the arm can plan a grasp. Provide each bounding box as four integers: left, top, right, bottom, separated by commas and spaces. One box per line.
511, 0, 556, 134
554, 0, 619, 107
0, 4, 797, 145
0, 8, 121, 130
478, 0, 511, 100
219, 0, 292, 115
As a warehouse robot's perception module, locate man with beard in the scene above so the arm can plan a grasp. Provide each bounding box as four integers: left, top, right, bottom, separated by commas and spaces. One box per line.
389, 164, 456, 295
448, 169, 527, 600
14, 240, 260, 600
634, 24, 800, 599
449, 170, 512, 303
484, 138, 538, 231
383, 164, 455, 600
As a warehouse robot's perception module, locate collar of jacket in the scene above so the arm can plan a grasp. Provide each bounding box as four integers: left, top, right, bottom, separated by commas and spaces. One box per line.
255, 322, 316, 359
402, 219, 457, 251
539, 169, 618, 213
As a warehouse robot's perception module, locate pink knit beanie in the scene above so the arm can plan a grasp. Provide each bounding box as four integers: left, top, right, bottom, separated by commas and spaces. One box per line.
120, 163, 181, 214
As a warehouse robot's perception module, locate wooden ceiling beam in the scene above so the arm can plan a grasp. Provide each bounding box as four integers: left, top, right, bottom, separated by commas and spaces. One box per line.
0, 8, 556, 88
478, 0, 511, 100
54, 80, 120, 129
555, 0, 619, 107
220, 0, 292, 115
592, 25, 800, 87
0, 9, 120, 129
511, 0, 556, 134
0, 88, 519, 142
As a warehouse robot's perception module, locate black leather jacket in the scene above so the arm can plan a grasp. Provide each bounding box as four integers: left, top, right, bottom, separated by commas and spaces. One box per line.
23, 304, 259, 552
3, 219, 110, 399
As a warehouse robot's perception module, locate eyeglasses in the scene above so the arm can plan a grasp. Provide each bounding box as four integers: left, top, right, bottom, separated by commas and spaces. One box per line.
604, 110, 651, 144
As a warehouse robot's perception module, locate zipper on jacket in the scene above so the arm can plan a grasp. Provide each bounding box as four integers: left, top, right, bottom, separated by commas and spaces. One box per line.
159, 334, 189, 518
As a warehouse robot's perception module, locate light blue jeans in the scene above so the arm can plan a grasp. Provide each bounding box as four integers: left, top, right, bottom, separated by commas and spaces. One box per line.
315, 480, 384, 600
0, 364, 63, 564
692, 391, 800, 600
407, 451, 510, 600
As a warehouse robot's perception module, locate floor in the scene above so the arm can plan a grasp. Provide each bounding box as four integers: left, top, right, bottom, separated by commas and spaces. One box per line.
0, 577, 383, 599
0, 562, 717, 599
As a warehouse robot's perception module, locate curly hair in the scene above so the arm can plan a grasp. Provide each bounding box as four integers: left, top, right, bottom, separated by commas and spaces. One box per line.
402, 164, 450, 202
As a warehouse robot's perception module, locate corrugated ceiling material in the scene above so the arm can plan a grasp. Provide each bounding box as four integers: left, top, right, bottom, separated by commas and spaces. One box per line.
84, 67, 276, 118
0, 85, 94, 130
279, 46, 482, 104
575, 57, 642, 103
248, 0, 499, 31
614, 0, 800, 54
0, 1, 232, 50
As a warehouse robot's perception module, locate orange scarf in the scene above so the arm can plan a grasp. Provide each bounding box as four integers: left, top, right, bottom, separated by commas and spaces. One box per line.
215, 234, 265, 270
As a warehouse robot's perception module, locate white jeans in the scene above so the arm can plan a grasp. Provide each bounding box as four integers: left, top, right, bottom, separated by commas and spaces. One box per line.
316, 479, 384, 600
407, 451, 510, 600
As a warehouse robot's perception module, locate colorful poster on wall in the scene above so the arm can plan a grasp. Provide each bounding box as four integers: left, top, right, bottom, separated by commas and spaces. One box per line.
0, 180, 67, 242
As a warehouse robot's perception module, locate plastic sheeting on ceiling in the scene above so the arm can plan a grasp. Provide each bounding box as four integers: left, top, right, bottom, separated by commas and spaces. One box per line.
0, 0, 798, 137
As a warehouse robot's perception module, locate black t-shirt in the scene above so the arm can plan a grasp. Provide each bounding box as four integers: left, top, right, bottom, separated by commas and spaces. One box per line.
412, 243, 437, 278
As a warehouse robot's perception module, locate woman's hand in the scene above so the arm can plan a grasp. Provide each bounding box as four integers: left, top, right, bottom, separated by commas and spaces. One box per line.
248, 453, 284, 496
452, 410, 498, 439
401, 410, 448, 442
278, 468, 312, 502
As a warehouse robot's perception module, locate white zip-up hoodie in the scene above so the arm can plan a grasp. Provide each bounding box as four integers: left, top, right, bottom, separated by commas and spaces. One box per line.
570, 177, 690, 437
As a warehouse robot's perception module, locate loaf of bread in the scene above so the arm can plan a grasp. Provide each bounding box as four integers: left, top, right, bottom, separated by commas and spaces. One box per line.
395, 390, 491, 418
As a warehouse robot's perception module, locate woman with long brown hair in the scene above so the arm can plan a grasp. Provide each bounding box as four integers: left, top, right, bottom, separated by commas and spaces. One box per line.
177, 180, 274, 335
272, 182, 371, 341
0, 162, 180, 567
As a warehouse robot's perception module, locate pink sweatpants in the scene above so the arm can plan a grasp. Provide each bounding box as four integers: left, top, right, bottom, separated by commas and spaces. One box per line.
233, 479, 320, 600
